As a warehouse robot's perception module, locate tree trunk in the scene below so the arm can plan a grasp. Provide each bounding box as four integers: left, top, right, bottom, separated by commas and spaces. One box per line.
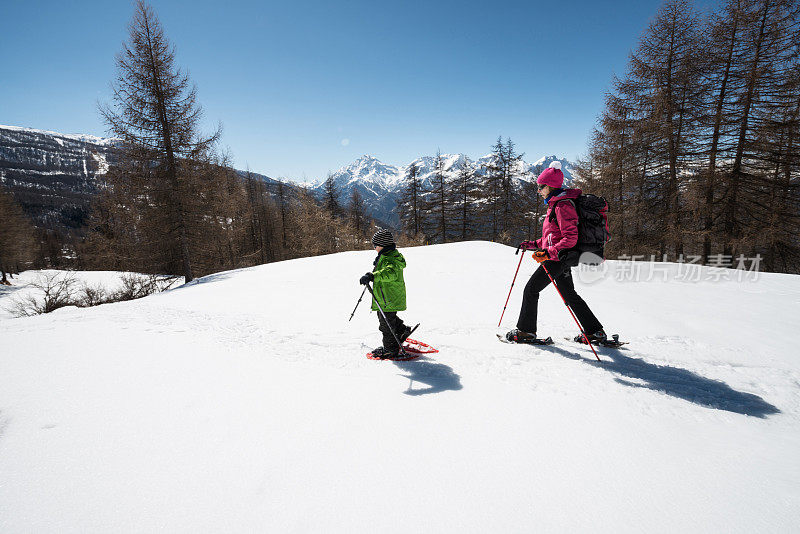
142, 13, 194, 282
704, 0, 740, 263
725, 0, 770, 257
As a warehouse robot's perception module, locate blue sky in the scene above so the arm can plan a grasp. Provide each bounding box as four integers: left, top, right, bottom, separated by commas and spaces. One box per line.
1, 0, 721, 181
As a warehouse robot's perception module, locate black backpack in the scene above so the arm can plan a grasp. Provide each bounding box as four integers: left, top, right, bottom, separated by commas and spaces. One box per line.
549, 194, 610, 264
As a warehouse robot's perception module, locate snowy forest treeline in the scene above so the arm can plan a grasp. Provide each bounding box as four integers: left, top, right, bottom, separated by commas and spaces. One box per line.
322, 139, 546, 246
1, 0, 799, 283
393, 142, 545, 245
393, 0, 800, 273
576, 0, 800, 273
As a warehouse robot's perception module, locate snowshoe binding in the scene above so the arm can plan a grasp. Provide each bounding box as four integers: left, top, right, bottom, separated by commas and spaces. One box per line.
366, 345, 420, 361
369, 346, 401, 360
498, 329, 554, 345
572, 330, 627, 348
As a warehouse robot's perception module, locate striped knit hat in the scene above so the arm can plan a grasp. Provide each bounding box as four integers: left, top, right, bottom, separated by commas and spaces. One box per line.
371, 229, 395, 247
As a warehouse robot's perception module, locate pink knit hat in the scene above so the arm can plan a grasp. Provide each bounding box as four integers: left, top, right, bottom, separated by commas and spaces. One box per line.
537, 161, 564, 189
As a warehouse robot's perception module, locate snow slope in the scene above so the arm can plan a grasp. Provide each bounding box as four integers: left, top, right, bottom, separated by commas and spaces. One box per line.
1, 242, 799, 532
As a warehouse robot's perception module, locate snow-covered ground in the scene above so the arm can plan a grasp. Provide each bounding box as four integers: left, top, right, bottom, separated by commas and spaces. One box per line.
1, 242, 799, 532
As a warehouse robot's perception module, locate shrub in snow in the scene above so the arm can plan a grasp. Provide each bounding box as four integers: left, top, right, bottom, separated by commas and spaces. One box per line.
110, 274, 178, 302
78, 283, 108, 308
7, 272, 180, 317
8, 272, 78, 317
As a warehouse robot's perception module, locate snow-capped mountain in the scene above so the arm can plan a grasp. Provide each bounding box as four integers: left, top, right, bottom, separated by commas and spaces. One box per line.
311, 155, 404, 225
531, 155, 577, 184
312, 153, 577, 226
0, 125, 284, 236
0, 125, 120, 233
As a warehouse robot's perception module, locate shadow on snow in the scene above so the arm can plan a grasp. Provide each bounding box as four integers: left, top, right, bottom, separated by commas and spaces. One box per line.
0, 411, 8, 443
0, 283, 24, 298
172, 271, 236, 290
532, 344, 780, 418
393, 357, 463, 396
158, 269, 778, 416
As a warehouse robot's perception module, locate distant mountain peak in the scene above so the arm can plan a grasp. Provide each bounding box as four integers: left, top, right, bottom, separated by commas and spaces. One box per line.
311, 152, 576, 227
350, 154, 379, 164
531, 155, 575, 173
0, 124, 117, 147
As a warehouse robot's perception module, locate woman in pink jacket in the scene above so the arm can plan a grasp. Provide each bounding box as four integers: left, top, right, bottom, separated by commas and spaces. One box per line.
504, 161, 606, 344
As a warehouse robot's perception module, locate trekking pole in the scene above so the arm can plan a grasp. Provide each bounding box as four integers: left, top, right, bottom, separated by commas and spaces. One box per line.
540, 261, 601, 362
365, 283, 407, 355
498, 245, 525, 327
348, 285, 368, 321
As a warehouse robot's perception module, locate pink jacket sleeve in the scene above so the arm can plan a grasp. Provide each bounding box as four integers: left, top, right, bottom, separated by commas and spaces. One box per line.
547, 201, 578, 259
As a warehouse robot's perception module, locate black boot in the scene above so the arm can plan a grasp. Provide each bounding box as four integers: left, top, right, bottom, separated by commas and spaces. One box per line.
400, 325, 412, 344
506, 329, 537, 343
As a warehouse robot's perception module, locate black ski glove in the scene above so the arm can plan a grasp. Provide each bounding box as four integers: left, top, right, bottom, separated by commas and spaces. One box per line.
359, 272, 374, 285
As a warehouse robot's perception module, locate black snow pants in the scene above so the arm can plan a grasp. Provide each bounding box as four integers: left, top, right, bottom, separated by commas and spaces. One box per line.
516, 259, 603, 336
378, 311, 407, 351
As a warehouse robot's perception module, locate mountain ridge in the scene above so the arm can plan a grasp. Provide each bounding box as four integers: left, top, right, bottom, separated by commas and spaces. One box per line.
0, 124, 577, 231
311, 153, 578, 225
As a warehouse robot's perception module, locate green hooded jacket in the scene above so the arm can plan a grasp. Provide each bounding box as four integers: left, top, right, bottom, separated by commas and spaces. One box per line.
371, 248, 407, 312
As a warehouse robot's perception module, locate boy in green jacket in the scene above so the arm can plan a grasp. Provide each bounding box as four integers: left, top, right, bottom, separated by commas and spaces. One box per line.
359, 229, 413, 358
